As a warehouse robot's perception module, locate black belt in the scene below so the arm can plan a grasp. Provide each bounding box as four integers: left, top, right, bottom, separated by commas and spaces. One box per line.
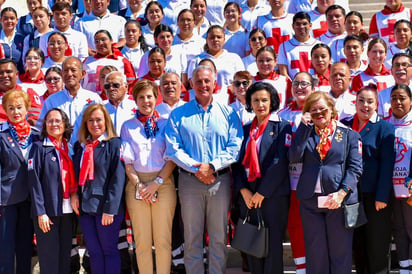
179, 167, 230, 177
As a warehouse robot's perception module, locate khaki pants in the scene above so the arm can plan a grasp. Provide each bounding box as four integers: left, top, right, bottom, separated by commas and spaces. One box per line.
125, 172, 177, 274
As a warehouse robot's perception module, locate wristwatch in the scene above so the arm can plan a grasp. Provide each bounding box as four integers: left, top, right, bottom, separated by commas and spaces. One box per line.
154, 176, 164, 186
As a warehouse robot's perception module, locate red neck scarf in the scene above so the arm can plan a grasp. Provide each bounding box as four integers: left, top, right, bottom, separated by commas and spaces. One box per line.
382, 3, 404, 14
136, 109, 160, 138
7, 119, 31, 142
19, 70, 44, 84
351, 114, 369, 133
364, 65, 391, 76
95, 46, 123, 59
242, 115, 271, 182
254, 71, 279, 81
49, 135, 77, 198
315, 120, 336, 160
78, 139, 100, 186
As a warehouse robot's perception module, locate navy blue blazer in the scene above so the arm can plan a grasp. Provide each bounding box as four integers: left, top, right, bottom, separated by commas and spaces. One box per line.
341, 116, 395, 203
73, 137, 126, 216
0, 124, 40, 206
2, 32, 25, 74
288, 122, 363, 204
28, 138, 74, 217
232, 114, 292, 199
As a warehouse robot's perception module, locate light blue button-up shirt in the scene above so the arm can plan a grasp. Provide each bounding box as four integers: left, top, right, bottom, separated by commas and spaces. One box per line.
165, 99, 243, 173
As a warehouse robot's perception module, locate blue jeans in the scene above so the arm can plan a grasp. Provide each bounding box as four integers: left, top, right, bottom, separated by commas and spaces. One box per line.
79, 213, 124, 274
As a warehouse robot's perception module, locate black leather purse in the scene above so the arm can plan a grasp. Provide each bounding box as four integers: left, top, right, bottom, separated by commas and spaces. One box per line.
343, 202, 368, 229
231, 208, 268, 258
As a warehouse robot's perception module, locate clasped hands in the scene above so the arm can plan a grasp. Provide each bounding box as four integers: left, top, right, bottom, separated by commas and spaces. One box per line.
193, 163, 215, 184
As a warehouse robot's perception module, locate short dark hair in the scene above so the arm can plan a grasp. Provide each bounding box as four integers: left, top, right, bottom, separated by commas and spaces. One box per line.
1, 7, 17, 18
392, 52, 412, 65
293, 12, 311, 24
345, 11, 363, 23
391, 84, 412, 98
343, 35, 363, 47
249, 28, 266, 39
45, 66, 62, 77
311, 43, 331, 57
245, 82, 280, 113
52, 2, 72, 13
41, 108, 72, 141
25, 47, 45, 64
325, 4, 346, 17
0, 58, 17, 70
145, 1, 164, 19
148, 47, 166, 60
94, 29, 113, 41
394, 19, 412, 31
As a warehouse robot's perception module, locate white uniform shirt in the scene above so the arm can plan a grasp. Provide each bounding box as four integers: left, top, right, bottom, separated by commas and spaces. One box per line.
223, 27, 249, 58
173, 34, 205, 66
141, 24, 156, 48
53, 27, 89, 61
240, 2, 270, 32
121, 118, 168, 173
329, 90, 356, 120
308, 9, 327, 38
104, 97, 137, 135
156, 100, 186, 120
318, 30, 347, 47
74, 10, 126, 50
121, 45, 146, 74
41, 57, 63, 74
23, 30, 53, 59
230, 99, 255, 126
242, 54, 258, 75
204, 0, 227, 26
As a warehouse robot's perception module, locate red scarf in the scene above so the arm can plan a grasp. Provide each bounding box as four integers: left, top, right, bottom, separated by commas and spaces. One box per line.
78, 139, 100, 186
254, 71, 279, 81
242, 115, 271, 182
94, 46, 123, 59
7, 119, 31, 142
49, 135, 77, 198
351, 114, 368, 133
315, 120, 336, 160
382, 3, 405, 14
364, 65, 391, 76
19, 70, 45, 84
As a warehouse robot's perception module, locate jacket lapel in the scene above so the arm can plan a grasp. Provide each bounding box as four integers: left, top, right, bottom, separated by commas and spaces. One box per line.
1, 132, 25, 162
258, 123, 277, 163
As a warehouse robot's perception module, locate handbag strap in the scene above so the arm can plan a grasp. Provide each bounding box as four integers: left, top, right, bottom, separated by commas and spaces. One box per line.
256, 208, 265, 229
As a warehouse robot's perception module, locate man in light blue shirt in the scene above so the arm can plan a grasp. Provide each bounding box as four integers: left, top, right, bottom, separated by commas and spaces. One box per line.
165, 65, 243, 274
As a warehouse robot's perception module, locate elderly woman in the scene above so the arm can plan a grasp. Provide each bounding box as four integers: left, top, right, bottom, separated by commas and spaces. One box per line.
288, 92, 363, 273
71, 104, 126, 274
28, 108, 76, 274
341, 84, 395, 274
232, 81, 292, 273
278, 71, 317, 273
121, 79, 176, 274
0, 89, 40, 274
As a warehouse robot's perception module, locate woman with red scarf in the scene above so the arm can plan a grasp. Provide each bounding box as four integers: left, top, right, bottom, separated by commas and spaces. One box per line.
0, 90, 40, 274
71, 104, 126, 274
341, 84, 395, 273
351, 38, 395, 93
232, 81, 292, 273
253, 46, 291, 109
288, 92, 363, 273
28, 108, 77, 274
121, 79, 176, 274
83, 30, 136, 93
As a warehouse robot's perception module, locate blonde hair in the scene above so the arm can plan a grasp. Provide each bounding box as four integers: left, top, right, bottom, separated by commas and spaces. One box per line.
2, 90, 31, 111
303, 92, 338, 120
78, 104, 117, 144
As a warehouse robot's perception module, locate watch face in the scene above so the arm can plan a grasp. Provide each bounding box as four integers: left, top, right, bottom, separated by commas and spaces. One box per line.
156, 177, 164, 185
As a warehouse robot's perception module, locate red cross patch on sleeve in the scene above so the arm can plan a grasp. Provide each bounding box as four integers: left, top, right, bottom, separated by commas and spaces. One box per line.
285, 133, 292, 147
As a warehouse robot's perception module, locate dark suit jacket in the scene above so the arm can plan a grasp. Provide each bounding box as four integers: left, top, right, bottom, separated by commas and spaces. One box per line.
288, 122, 363, 204
341, 116, 395, 203
233, 113, 292, 199
73, 137, 126, 215
0, 124, 40, 206
28, 138, 75, 217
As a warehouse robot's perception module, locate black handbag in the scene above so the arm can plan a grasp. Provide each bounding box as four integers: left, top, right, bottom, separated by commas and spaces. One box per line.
343, 202, 368, 229
231, 208, 269, 258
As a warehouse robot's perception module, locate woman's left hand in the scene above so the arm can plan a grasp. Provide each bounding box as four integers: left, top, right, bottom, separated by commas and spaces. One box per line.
250, 192, 265, 208
101, 213, 114, 226
327, 190, 347, 210
141, 181, 159, 200
375, 201, 387, 211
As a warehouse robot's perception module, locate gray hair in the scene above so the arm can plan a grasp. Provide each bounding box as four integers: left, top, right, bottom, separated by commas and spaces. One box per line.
160, 72, 181, 86
62, 56, 83, 70
192, 65, 216, 80
105, 71, 127, 85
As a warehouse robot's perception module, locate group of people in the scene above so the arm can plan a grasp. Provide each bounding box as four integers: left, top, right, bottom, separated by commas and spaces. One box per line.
0, 0, 412, 273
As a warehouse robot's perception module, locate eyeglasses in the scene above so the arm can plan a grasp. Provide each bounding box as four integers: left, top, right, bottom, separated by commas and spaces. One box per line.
292, 81, 312, 89
46, 119, 63, 125
393, 62, 412, 69
250, 36, 265, 42
103, 82, 121, 89
310, 108, 329, 118
45, 77, 61, 83
233, 80, 249, 87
